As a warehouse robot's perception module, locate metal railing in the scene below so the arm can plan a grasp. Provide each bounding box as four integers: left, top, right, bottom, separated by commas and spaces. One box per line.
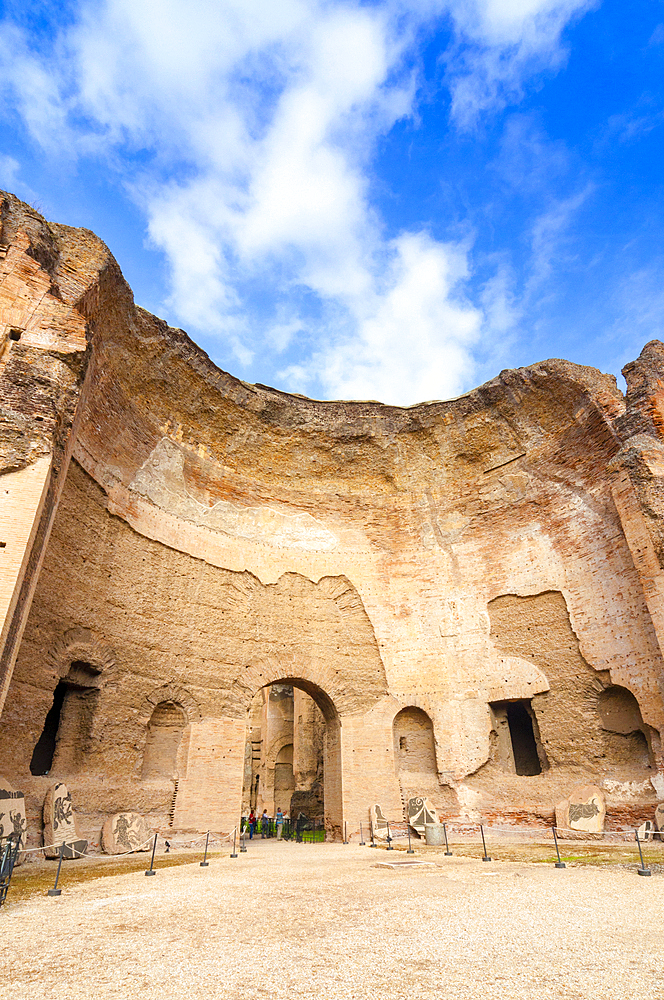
240, 815, 325, 842
0, 837, 22, 907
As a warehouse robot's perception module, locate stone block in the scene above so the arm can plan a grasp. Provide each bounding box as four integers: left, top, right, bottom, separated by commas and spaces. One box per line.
654, 803, 664, 831
425, 823, 446, 846
555, 784, 606, 839
370, 803, 389, 840
407, 796, 438, 837
43, 782, 86, 858
0, 777, 27, 852
101, 812, 154, 854
637, 820, 653, 842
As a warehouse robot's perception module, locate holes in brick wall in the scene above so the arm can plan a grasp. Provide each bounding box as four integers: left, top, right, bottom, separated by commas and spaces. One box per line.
490, 699, 548, 776
9, 329, 22, 342
30, 682, 67, 775
0, 542, 6, 548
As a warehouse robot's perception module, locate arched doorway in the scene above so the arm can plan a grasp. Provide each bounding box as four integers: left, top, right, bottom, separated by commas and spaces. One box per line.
241, 678, 342, 838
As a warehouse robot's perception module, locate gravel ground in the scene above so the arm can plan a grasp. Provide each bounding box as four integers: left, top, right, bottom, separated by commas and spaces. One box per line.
1, 840, 662, 999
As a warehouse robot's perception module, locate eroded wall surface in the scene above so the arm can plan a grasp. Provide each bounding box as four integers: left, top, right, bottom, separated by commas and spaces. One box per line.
2, 191, 664, 842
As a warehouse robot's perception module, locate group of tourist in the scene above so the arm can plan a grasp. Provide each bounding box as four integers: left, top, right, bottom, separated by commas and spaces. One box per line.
245, 808, 288, 840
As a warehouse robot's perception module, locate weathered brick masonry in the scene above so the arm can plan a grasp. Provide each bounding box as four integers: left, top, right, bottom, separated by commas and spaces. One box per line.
2, 190, 664, 843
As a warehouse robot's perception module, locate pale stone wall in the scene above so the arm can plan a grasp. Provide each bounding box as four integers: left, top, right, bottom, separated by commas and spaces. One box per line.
2, 192, 664, 844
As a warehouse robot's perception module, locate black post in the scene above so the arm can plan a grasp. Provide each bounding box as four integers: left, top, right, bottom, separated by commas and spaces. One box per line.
313, 818, 316, 844
359, 823, 365, 846
230, 828, 238, 858
443, 823, 452, 856
200, 830, 210, 867
635, 828, 652, 877
370, 820, 376, 848
240, 826, 247, 853
344, 821, 348, 845
386, 821, 393, 850
552, 826, 566, 869
48, 842, 65, 896
407, 823, 414, 854
480, 824, 492, 862
145, 833, 158, 875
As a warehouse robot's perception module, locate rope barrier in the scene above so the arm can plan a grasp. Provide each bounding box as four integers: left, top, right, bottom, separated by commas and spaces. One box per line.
17, 828, 236, 859
372, 819, 661, 845
19, 833, 156, 858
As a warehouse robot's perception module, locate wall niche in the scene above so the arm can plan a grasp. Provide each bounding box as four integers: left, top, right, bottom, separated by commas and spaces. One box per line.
30, 660, 102, 776
141, 701, 186, 779
490, 699, 548, 776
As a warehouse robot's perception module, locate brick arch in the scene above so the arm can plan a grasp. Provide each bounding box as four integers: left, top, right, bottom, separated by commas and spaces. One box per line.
231, 572, 387, 713
265, 732, 295, 770
392, 705, 438, 778
231, 654, 344, 838
46, 627, 115, 682
227, 651, 344, 723
140, 683, 202, 726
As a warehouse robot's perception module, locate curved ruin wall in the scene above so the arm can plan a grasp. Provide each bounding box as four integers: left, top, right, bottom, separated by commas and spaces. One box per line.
2, 191, 664, 840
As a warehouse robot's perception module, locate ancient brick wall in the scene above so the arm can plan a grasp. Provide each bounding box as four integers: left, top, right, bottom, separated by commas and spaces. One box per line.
1, 192, 664, 843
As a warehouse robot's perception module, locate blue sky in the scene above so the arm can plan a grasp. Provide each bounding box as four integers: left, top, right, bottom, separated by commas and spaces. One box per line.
1, 0, 663, 404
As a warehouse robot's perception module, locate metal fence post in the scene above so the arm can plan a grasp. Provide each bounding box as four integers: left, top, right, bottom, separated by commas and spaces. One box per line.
635, 828, 652, 877
145, 833, 158, 876
552, 826, 566, 869
200, 830, 210, 867
480, 824, 492, 862
443, 823, 452, 856
48, 842, 65, 895
386, 821, 393, 851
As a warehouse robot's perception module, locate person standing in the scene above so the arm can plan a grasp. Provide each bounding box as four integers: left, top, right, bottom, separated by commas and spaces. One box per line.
248, 809, 256, 839
276, 807, 284, 840
261, 808, 269, 838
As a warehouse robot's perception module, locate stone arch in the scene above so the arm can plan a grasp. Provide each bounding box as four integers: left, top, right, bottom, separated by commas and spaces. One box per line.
227, 651, 347, 723
46, 627, 115, 683
238, 664, 343, 838
598, 683, 654, 768
140, 683, 201, 727
30, 628, 115, 776
224, 572, 388, 720
142, 701, 187, 780
393, 706, 438, 777
138, 684, 199, 782
266, 731, 295, 770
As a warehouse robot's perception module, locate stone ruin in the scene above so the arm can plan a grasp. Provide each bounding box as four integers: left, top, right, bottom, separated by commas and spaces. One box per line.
1, 189, 664, 849
42, 782, 87, 858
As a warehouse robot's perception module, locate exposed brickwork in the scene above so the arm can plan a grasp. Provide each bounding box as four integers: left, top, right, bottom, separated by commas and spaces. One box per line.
1, 192, 664, 844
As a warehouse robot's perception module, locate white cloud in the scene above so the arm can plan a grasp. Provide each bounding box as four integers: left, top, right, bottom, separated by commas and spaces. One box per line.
0, 154, 19, 189
445, 0, 596, 126
529, 185, 592, 289
289, 232, 482, 404
0, 0, 594, 403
